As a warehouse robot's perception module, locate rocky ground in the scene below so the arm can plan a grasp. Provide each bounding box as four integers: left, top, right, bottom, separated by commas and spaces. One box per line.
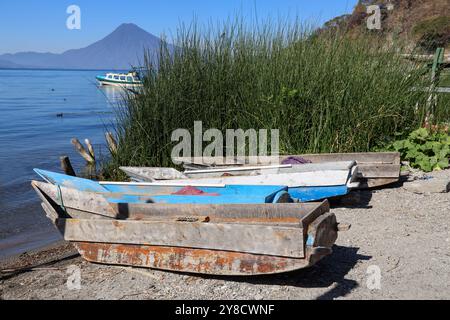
1, 169, 449, 300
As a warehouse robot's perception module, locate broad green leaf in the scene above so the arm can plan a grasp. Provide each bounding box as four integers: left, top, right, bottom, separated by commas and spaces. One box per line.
392, 140, 406, 151
437, 157, 449, 169
410, 128, 429, 141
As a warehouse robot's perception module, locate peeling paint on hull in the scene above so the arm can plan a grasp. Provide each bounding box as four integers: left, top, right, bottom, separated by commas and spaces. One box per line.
75, 242, 322, 276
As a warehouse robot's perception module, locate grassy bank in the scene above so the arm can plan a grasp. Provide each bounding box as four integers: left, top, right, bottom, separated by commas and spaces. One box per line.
103, 19, 449, 179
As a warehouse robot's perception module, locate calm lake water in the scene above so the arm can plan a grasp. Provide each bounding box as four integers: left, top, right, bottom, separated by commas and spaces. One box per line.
0, 69, 123, 259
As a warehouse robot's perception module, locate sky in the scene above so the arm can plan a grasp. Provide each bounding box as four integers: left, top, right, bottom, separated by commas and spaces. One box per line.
0, 0, 358, 54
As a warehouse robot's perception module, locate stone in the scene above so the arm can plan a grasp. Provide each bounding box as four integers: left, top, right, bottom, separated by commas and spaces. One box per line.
404, 178, 450, 194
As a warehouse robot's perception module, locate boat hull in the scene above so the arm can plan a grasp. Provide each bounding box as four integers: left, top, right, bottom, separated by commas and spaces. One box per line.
33, 180, 342, 276
96, 76, 142, 88
119, 164, 358, 202
289, 185, 349, 202
33, 169, 293, 204
75, 242, 316, 276
174, 152, 401, 189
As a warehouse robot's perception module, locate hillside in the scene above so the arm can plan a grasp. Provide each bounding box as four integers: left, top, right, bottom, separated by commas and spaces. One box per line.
0, 23, 171, 69
324, 0, 450, 52
0, 59, 28, 69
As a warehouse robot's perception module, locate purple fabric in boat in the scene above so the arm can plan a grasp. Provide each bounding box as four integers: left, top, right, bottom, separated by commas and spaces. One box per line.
281, 156, 312, 165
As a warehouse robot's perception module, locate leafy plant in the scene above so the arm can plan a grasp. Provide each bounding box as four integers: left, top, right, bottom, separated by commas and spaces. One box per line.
388, 128, 450, 172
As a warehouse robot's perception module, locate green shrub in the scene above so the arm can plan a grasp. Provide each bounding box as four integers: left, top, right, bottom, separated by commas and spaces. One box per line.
413, 16, 450, 52
388, 128, 450, 172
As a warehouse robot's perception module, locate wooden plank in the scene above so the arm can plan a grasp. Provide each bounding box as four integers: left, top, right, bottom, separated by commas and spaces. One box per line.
32, 180, 119, 218
84, 139, 95, 161
163, 170, 352, 187
174, 157, 248, 166
401, 53, 450, 63
31, 181, 67, 220
38, 173, 287, 203
435, 87, 450, 93
59, 156, 76, 177
109, 202, 325, 221
306, 212, 338, 249
120, 167, 187, 181
185, 161, 356, 179
299, 199, 330, 231
357, 164, 401, 178
363, 178, 399, 189
175, 152, 401, 166
34, 169, 107, 192
100, 181, 226, 188
185, 164, 292, 174
41, 202, 58, 223
33, 180, 328, 220
59, 218, 304, 258
71, 138, 95, 163
284, 153, 400, 165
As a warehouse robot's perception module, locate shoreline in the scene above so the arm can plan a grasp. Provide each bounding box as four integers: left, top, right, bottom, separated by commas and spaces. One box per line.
0, 229, 62, 261
0, 240, 77, 274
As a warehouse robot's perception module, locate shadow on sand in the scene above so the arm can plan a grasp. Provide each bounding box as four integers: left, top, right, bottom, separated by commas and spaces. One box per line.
189, 245, 372, 300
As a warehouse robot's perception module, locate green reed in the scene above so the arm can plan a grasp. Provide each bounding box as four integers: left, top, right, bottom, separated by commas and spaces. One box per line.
103, 18, 448, 179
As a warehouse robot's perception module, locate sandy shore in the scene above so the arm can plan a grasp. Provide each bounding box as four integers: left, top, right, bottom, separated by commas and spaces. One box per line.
1, 169, 449, 300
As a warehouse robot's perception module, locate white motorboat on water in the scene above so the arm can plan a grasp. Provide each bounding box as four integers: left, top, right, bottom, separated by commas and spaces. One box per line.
96, 71, 143, 88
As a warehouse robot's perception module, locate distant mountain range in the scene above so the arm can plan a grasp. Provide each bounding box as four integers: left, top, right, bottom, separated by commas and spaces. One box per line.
0, 23, 170, 70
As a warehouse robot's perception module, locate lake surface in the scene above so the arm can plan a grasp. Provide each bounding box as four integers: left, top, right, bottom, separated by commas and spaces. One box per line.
0, 69, 124, 259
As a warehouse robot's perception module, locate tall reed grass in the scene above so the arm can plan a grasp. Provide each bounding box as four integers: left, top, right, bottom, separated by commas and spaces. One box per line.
103, 19, 449, 178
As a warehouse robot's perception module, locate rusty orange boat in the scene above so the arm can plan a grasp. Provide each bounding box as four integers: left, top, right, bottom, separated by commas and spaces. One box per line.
31, 179, 347, 276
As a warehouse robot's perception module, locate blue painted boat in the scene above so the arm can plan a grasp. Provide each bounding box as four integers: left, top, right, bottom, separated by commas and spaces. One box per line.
120, 161, 359, 202
32, 176, 343, 276
288, 185, 349, 202
34, 169, 293, 204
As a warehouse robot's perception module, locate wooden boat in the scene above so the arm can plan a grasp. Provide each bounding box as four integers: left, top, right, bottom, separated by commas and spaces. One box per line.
31, 179, 346, 276
173, 152, 401, 189
120, 161, 359, 202
34, 169, 294, 204
121, 161, 357, 180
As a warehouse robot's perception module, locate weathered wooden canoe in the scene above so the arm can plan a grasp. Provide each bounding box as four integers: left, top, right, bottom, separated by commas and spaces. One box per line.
120, 161, 359, 202
34, 169, 294, 204
173, 152, 401, 189
121, 161, 357, 181
31, 180, 346, 276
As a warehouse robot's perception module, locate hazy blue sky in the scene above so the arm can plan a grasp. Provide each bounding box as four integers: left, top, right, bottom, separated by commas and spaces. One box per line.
0, 0, 358, 54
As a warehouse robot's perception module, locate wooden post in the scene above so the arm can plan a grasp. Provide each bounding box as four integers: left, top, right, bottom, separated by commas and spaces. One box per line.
71, 138, 95, 164
60, 156, 76, 176
427, 48, 444, 117
105, 132, 118, 154
84, 139, 95, 161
